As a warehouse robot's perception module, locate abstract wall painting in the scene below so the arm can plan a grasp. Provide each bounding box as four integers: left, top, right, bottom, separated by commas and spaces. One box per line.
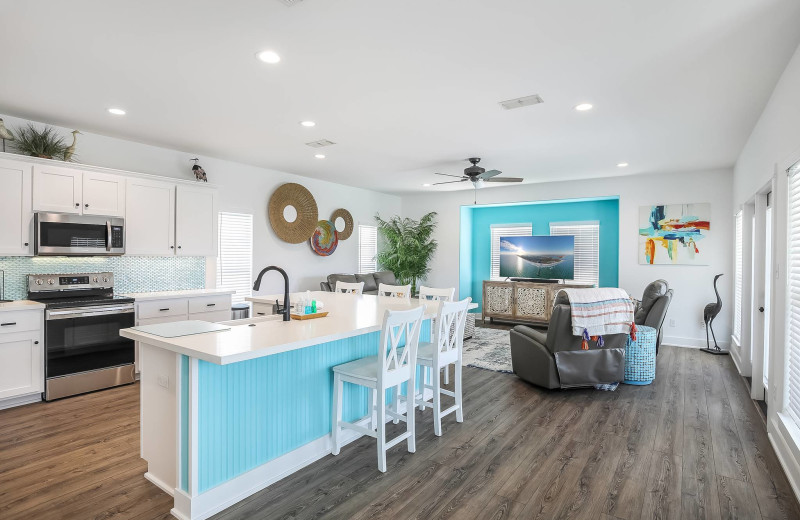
638, 203, 710, 265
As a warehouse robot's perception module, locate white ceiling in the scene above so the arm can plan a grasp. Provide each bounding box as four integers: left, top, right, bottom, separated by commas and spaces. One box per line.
1, 0, 799, 194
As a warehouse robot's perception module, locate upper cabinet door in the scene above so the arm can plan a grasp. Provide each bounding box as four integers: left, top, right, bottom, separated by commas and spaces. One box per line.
0, 159, 33, 256
32, 164, 82, 214
82, 172, 126, 217
125, 178, 176, 256
175, 185, 218, 257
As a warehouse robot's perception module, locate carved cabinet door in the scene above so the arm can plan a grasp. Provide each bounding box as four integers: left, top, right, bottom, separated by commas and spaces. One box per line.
483, 282, 514, 318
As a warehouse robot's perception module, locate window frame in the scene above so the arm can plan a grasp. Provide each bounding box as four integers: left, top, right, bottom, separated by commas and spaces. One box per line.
358, 224, 378, 274
549, 220, 600, 287
490, 223, 533, 280
216, 211, 253, 305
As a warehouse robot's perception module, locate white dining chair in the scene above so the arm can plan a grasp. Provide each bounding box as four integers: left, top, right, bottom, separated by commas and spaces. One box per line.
335, 281, 365, 294
418, 286, 455, 302
418, 285, 456, 383
378, 283, 411, 298
415, 297, 471, 436
331, 306, 425, 472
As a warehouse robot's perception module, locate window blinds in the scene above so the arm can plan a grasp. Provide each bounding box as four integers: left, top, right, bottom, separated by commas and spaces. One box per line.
358, 225, 378, 274
550, 221, 600, 286
733, 211, 743, 343
216, 212, 253, 305
786, 161, 800, 426
490, 224, 532, 279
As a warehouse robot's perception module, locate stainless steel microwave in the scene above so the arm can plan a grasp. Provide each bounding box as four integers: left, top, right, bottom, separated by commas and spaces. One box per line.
34, 212, 125, 256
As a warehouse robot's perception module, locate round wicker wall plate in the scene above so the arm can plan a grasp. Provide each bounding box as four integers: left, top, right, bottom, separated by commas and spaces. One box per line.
268, 183, 319, 244
310, 220, 338, 256
330, 208, 354, 240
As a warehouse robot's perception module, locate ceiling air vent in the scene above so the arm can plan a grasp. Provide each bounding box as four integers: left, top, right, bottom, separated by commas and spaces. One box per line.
277, 0, 304, 5
499, 94, 544, 110
306, 139, 336, 148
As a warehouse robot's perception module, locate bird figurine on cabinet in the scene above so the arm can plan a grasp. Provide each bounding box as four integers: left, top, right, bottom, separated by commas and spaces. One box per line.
191, 158, 207, 182
63, 130, 81, 161
701, 273, 727, 355
0, 118, 14, 153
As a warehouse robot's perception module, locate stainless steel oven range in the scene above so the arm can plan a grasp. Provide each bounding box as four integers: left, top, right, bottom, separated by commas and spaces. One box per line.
27, 272, 135, 400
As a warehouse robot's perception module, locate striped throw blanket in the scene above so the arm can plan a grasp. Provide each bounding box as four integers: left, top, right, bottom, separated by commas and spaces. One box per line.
558, 288, 635, 341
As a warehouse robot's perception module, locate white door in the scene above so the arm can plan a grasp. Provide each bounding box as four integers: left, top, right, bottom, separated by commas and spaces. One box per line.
0, 159, 33, 256
0, 334, 43, 399
125, 178, 176, 255
82, 172, 126, 216
175, 185, 217, 257
32, 164, 82, 213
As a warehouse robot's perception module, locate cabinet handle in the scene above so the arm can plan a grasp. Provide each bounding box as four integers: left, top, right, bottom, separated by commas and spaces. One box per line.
1, 322, 16, 326
257, 312, 265, 316
85, 203, 89, 208
75, 203, 80, 207
206, 303, 216, 307
178, 246, 182, 249
34, 341, 39, 345
24, 242, 28, 246
170, 246, 175, 249
159, 308, 170, 312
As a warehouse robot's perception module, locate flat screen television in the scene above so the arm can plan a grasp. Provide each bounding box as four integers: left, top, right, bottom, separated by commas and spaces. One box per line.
499, 235, 575, 280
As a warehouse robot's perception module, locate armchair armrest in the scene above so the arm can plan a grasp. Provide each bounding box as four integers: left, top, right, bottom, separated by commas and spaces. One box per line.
510, 327, 560, 389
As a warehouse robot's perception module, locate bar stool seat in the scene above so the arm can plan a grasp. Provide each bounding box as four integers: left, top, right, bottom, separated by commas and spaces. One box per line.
332, 356, 380, 381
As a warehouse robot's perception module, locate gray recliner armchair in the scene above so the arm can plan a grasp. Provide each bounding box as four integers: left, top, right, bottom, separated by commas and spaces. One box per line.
509, 292, 628, 389
633, 279, 673, 354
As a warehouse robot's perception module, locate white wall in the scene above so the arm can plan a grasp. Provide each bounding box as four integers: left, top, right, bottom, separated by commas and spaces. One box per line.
0, 113, 401, 296
402, 168, 733, 348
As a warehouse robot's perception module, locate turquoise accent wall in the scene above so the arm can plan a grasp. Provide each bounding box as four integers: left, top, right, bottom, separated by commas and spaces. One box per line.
460, 197, 620, 311
0, 256, 206, 299
181, 321, 430, 493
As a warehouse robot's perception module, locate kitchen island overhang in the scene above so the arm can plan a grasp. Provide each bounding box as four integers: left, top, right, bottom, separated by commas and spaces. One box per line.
121, 292, 475, 520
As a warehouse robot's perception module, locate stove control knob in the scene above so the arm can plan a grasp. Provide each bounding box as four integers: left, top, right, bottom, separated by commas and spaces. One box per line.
47, 279, 55, 285
92, 277, 99, 283
35, 279, 43, 285
102, 276, 109, 283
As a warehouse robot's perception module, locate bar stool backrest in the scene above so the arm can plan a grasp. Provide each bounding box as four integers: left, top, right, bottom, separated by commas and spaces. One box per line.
379, 306, 424, 388
335, 281, 365, 294
432, 298, 471, 366
418, 286, 455, 302
378, 283, 411, 299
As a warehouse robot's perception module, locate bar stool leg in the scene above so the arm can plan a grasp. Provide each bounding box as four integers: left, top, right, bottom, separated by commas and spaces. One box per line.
407, 381, 416, 453
455, 361, 464, 423
331, 373, 343, 455
376, 392, 387, 472
443, 366, 449, 385
419, 366, 429, 411
368, 387, 376, 431
432, 367, 442, 436
392, 386, 400, 424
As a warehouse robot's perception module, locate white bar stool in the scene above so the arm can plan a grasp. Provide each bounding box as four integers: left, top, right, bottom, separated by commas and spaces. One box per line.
415, 297, 471, 436
377, 283, 411, 298
331, 306, 424, 472
335, 281, 365, 294
418, 285, 456, 384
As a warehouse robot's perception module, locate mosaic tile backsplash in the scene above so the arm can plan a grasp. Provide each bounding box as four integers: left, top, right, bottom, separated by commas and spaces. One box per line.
0, 256, 206, 300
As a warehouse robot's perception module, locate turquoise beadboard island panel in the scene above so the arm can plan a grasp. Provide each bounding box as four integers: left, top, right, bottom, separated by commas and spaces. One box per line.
191, 321, 430, 493
0, 256, 206, 299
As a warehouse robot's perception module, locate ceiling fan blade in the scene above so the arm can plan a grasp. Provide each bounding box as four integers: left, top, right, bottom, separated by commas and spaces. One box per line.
485, 177, 524, 182
432, 179, 468, 185
434, 172, 465, 179
479, 169, 502, 179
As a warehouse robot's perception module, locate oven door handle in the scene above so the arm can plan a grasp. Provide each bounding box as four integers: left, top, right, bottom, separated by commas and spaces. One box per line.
106, 220, 112, 252
46, 304, 135, 320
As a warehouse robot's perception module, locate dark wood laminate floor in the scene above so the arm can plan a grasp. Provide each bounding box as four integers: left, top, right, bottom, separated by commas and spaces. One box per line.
1, 346, 798, 520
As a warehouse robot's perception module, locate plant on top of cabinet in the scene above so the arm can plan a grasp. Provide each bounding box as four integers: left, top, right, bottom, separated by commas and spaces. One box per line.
191, 158, 207, 182
9, 123, 71, 160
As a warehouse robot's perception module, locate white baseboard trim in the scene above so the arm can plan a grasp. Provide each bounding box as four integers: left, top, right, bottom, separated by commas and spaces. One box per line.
662, 335, 730, 349
145, 471, 175, 497
169, 391, 431, 520
769, 414, 800, 504
0, 392, 42, 410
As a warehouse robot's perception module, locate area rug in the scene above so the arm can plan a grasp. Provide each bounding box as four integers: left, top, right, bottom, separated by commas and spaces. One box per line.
462, 327, 514, 373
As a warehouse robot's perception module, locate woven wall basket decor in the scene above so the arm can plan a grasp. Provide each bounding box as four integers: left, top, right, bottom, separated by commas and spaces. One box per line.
268, 183, 319, 244
330, 208, 354, 240
310, 220, 338, 256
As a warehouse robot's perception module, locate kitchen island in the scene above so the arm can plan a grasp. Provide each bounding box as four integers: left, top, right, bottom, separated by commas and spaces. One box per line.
120, 291, 468, 520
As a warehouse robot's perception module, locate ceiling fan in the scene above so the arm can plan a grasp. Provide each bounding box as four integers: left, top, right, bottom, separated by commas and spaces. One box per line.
432, 158, 523, 187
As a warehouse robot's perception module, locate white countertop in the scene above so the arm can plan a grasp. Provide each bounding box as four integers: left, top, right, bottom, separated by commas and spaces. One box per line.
121, 291, 476, 365
0, 300, 45, 312
123, 288, 236, 301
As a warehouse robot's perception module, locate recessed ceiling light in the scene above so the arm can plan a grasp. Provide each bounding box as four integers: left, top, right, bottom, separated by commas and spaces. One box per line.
617, 162, 629, 168
574, 103, 593, 111
423, 183, 431, 187
108, 108, 126, 115
300, 121, 316, 127
256, 50, 281, 64
315, 154, 326, 159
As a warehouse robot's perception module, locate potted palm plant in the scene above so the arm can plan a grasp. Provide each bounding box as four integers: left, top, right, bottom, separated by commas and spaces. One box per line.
375, 211, 438, 295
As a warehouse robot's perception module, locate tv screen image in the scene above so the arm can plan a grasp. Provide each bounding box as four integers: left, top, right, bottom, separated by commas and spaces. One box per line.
499, 235, 575, 279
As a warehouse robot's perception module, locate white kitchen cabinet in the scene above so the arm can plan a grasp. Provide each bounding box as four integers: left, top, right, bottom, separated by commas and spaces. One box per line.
125, 178, 176, 256
0, 159, 33, 256
32, 164, 82, 214
0, 309, 44, 408
82, 171, 125, 217
252, 302, 274, 318
175, 185, 218, 257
